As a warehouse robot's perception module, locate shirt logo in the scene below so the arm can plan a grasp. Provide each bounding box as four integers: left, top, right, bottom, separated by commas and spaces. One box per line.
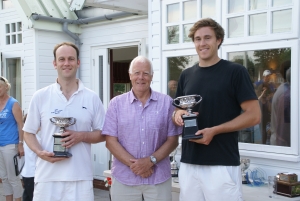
51, 109, 62, 114
82, 106, 87, 109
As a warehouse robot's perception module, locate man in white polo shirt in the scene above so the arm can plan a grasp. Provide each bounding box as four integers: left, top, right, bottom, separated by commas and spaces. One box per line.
23, 42, 106, 201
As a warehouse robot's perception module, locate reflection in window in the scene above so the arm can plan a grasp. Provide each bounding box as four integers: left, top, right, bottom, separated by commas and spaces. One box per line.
201, 0, 216, 18
183, 24, 193, 43
228, 16, 244, 38
249, 0, 267, 10
272, 0, 292, 7
6, 58, 22, 105
167, 3, 180, 23
167, 55, 198, 98
272, 9, 292, 33
229, 48, 291, 147
183, 1, 197, 21
249, 13, 267, 36
167, 26, 179, 44
228, 0, 244, 13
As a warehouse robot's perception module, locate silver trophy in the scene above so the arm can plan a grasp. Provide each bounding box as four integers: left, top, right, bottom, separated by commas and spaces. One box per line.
173, 95, 202, 140
50, 117, 76, 157
240, 158, 250, 184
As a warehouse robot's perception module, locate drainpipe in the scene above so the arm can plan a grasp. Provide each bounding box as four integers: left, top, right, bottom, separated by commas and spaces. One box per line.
32, 11, 136, 78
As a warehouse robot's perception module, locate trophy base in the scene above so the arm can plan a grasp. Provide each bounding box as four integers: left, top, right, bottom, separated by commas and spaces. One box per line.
182, 115, 203, 140
53, 151, 72, 158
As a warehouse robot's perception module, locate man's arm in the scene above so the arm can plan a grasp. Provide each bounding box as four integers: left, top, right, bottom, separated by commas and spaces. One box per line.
61, 130, 105, 148
191, 99, 261, 145
130, 135, 179, 175
12, 103, 24, 156
24, 132, 66, 163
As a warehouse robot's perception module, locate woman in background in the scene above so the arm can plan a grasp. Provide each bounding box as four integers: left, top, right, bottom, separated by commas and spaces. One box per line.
0, 76, 24, 201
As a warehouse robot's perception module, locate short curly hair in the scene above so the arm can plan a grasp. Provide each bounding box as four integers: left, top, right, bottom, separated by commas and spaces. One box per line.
188, 18, 225, 49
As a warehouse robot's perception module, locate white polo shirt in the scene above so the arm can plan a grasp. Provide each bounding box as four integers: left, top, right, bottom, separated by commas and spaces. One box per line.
23, 79, 105, 182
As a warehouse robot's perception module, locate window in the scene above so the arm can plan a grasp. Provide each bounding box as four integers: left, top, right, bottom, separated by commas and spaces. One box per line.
166, 54, 198, 98
1, 0, 14, 9
223, 0, 297, 44
163, 0, 217, 46
6, 58, 22, 105
5, 22, 22, 45
222, 40, 298, 159
229, 48, 291, 147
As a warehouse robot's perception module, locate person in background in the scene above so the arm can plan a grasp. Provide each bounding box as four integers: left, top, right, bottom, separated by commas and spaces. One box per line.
0, 76, 24, 201
254, 69, 276, 144
21, 114, 41, 201
270, 60, 291, 146
102, 56, 181, 201
168, 80, 178, 99
23, 42, 106, 201
172, 18, 261, 201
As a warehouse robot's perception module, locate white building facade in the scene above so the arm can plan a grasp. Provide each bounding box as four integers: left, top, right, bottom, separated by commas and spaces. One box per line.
0, 0, 300, 183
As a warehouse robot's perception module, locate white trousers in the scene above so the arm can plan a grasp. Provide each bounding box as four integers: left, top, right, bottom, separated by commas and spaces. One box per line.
33, 180, 94, 201
0, 144, 23, 198
179, 163, 243, 201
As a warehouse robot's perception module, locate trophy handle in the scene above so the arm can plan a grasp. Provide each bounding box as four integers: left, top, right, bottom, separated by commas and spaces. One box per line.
172, 98, 182, 109
194, 95, 203, 105
69, 118, 76, 126
50, 117, 56, 124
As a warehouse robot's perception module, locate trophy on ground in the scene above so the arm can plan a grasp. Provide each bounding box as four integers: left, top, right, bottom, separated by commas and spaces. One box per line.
240, 158, 250, 184
50, 117, 76, 157
173, 94, 202, 140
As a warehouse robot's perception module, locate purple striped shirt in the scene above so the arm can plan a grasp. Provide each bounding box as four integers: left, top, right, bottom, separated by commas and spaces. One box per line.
102, 89, 182, 185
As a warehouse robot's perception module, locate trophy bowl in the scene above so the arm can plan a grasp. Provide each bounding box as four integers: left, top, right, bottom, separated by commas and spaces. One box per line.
173, 95, 202, 114
50, 117, 76, 157
240, 158, 250, 184
173, 95, 202, 140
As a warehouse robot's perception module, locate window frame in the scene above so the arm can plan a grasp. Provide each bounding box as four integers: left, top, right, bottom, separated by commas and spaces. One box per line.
222, 40, 299, 161
222, 0, 299, 45
161, 0, 222, 51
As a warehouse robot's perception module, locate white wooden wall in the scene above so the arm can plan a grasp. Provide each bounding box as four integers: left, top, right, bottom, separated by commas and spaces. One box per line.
22, 29, 72, 112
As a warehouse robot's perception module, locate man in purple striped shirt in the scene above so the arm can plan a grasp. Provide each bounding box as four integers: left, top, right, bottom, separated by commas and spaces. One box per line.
102, 56, 182, 201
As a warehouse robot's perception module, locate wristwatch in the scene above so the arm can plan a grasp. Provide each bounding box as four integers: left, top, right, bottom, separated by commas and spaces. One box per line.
150, 155, 157, 164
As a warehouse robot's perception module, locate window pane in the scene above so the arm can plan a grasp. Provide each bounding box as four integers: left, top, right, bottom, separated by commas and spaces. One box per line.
6, 36, 10, 45
18, 34, 22, 43
272, 9, 292, 33
272, 0, 292, 7
183, 24, 193, 43
167, 3, 179, 23
228, 0, 244, 13
11, 23, 16, 32
2, 0, 14, 9
183, 1, 197, 21
249, 0, 267, 10
6, 58, 22, 105
202, 0, 216, 18
229, 48, 291, 147
167, 26, 179, 44
12, 35, 16, 44
228, 16, 244, 38
17, 22, 22, 31
6, 24, 10, 33
249, 13, 267, 36
167, 55, 198, 98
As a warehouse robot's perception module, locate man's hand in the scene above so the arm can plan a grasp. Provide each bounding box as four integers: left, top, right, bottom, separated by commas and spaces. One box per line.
189, 127, 216, 145
129, 157, 154, 178
36, 150, 67, 163
173, 110, 189, 126
61, 130, 84, 148
18, 143, 24, 157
